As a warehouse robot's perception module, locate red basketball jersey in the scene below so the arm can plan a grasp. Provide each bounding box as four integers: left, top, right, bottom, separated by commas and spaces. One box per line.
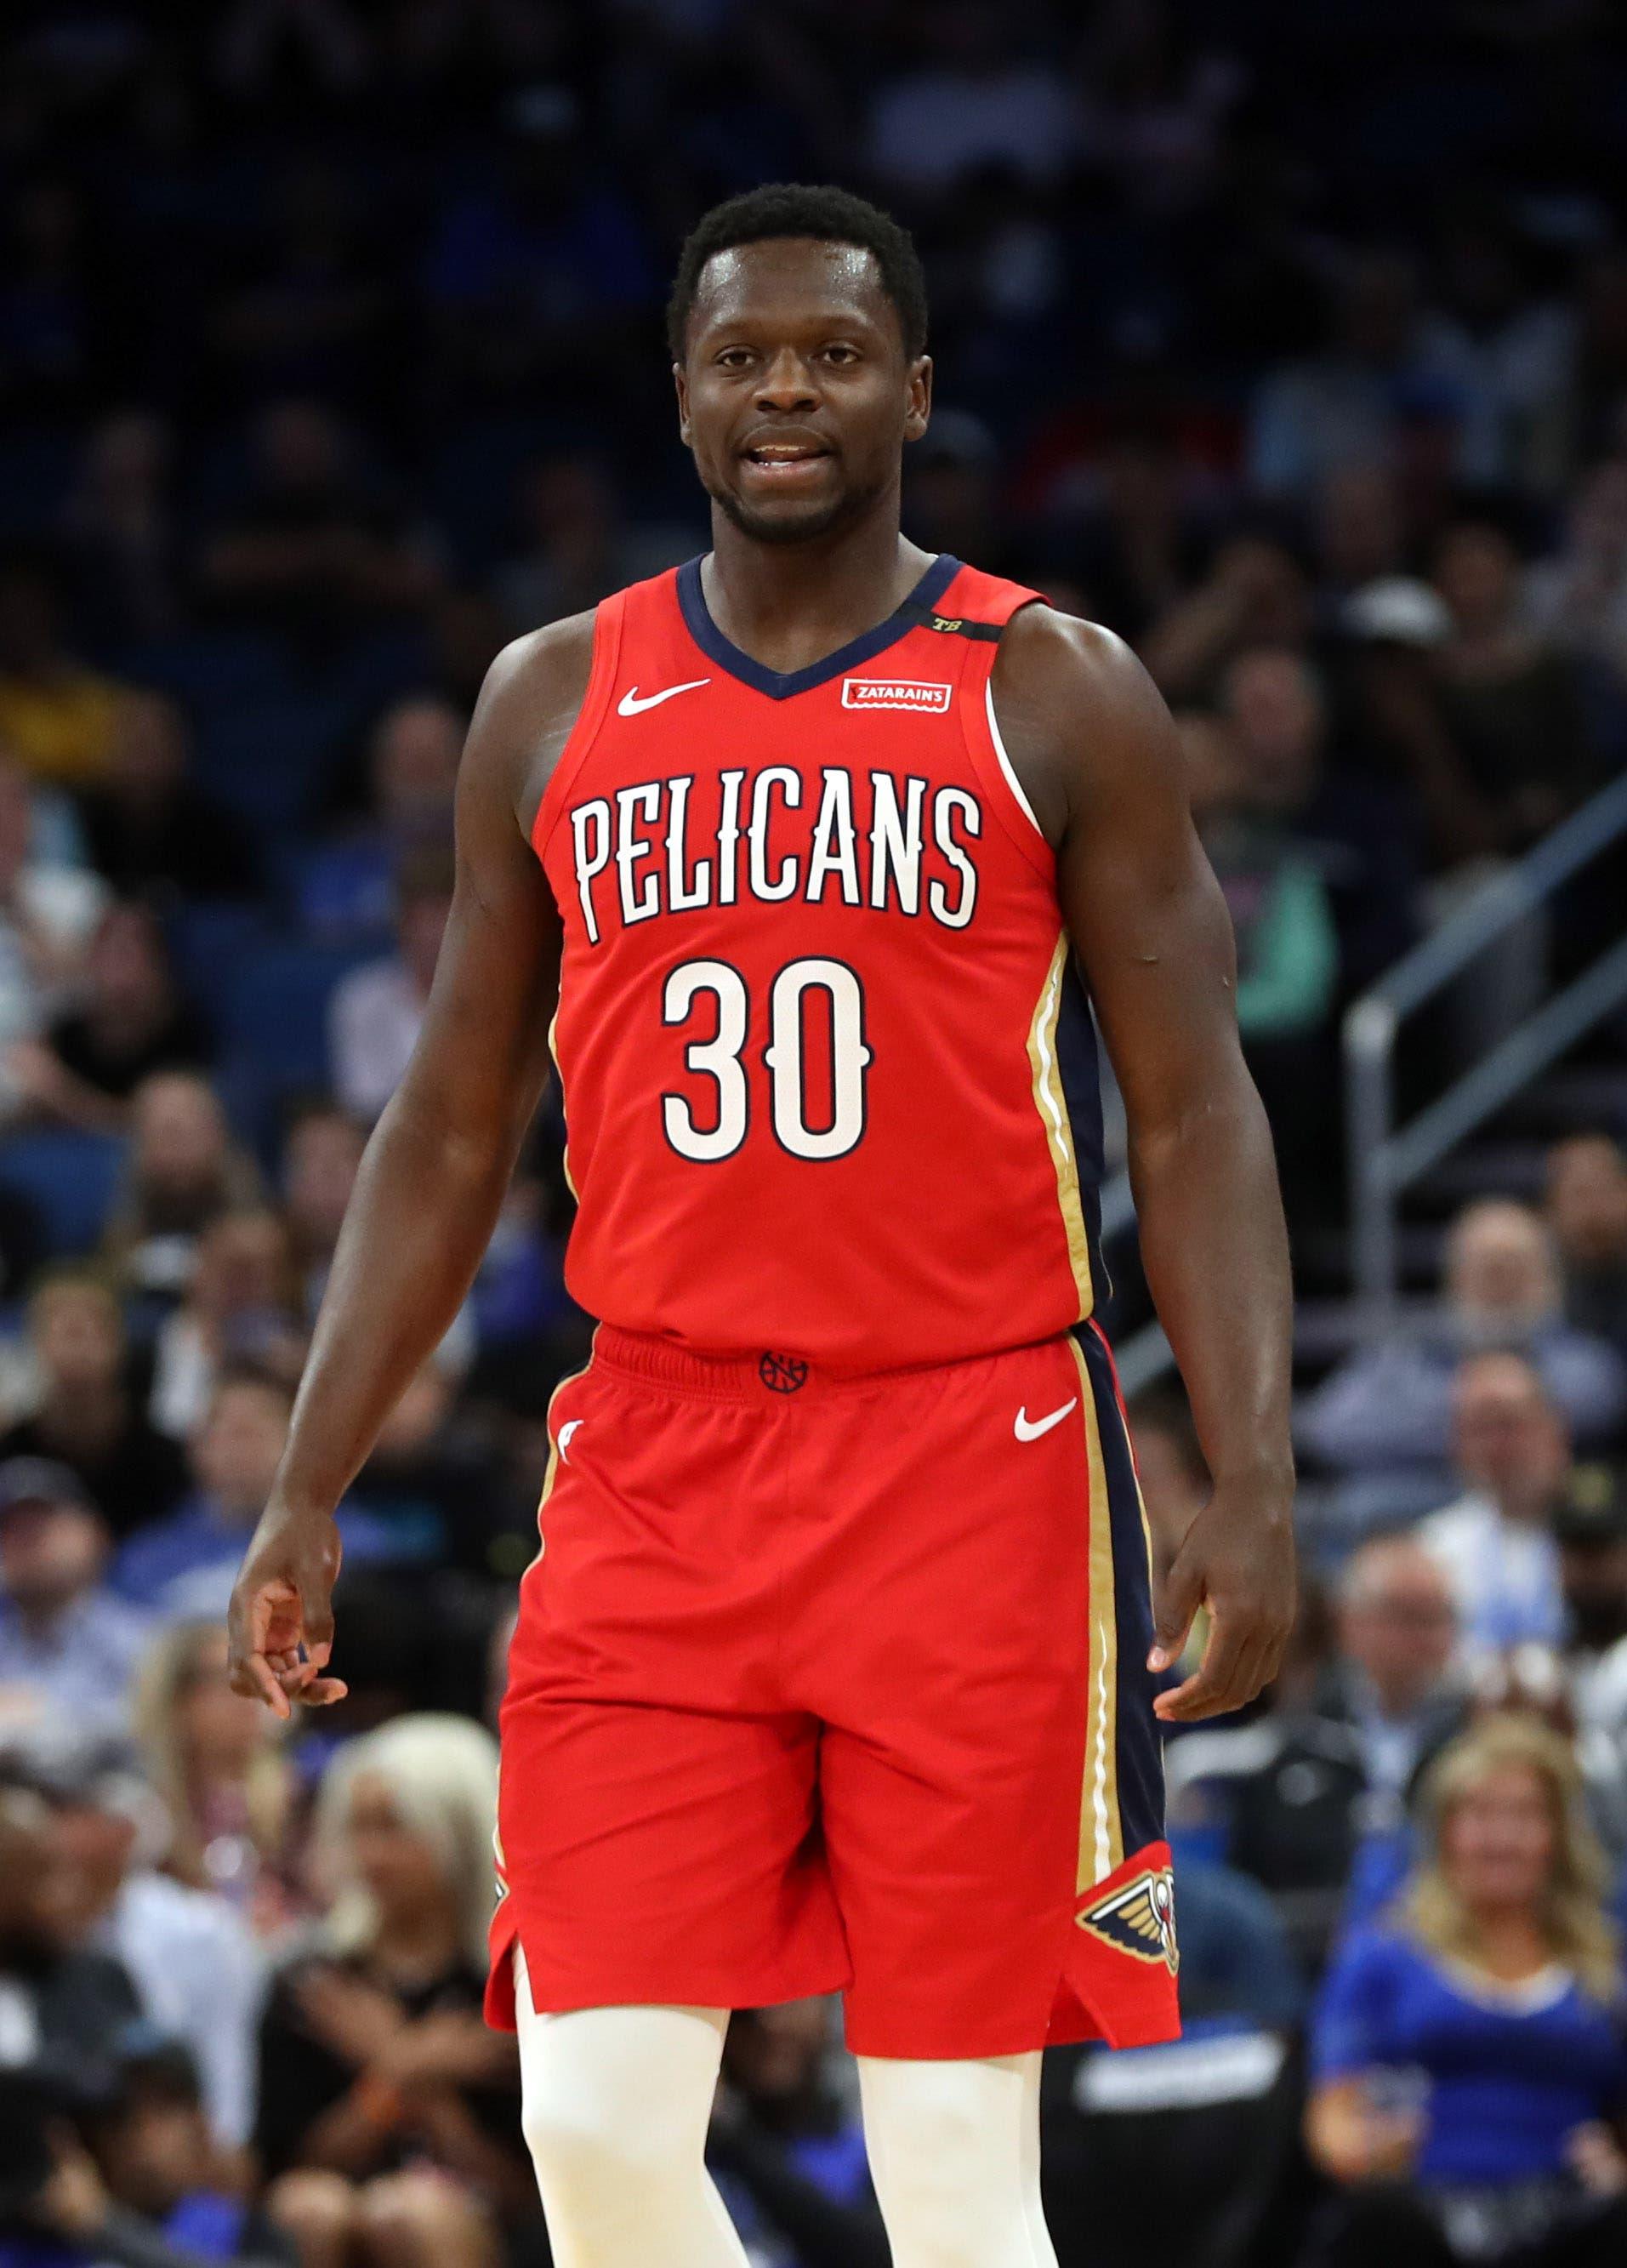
532, 552, 1106, 1370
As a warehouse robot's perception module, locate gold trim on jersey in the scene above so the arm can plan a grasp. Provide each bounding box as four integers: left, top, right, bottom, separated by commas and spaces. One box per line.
547, 1004, 577, 1199
516, 1338, 595, 1586
1027, 932, 1095, 1320
1071, 1332, 1123, 1886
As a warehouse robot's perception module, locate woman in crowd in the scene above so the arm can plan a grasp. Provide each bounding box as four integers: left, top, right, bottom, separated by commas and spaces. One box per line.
133, 1617, 301, 1932
255, 1713, 532, 2268
1306, 1713, 1627, 2265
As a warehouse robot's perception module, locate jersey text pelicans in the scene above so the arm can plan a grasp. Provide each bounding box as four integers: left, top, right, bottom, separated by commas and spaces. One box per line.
531, 553, 1106, 1370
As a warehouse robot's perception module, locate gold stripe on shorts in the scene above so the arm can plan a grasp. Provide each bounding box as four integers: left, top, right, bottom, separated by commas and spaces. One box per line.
1070, 1333, 1122, 1887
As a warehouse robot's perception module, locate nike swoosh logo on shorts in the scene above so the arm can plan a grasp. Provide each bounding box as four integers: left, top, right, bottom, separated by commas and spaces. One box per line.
617, 678, 710, 715
1014, 1399, 1078, 1442
557, 1420, 583, 1462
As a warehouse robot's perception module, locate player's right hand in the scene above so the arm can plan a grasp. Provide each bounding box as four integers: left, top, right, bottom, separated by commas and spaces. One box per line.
227, 1506, 347, 1718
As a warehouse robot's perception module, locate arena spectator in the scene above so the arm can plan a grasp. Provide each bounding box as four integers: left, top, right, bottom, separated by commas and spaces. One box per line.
19, 2030, 293, 2268
1125, 1382, 1208, 1567
1141, 535, 1314, 705
131, 1620, 299, 1935
255, 1715, 530, 2268
489, 451, 692, 637
76, 692, 259, 906
1300, 1199, 1627, 1515
0, 555, 123, 787
1525, 454, 1627, 684
197, 400, 439, 647
0, 1780, 140, 2066
1420, 1353, 1572, 1660
104, 1073, 263, 1306
864, 4, 1080, 197
27, 1734, 265, 2151
296, 698, 461, 942
0, 1459, 151, 1738
16, 901, 212, 1131
1247, 252, 1482, 504
1217, 643, 1419, 996
0, 1269, 190, 1539
708, 1999, 887, 2268
1545, 1132, 1627, 1354
1430, 516, 1598, 855
327, 846, 452, 1121
149, 1208, 304, 1444
1306, 1714, 1627, 2266
280, 1102, 366, 1321
343, 1357, 499, 1578
208, 154, 391, 413
1312, 462, 1408, 600
0, 749, 108, 1114
1180, 707, 1340, 1042
59, 411, 184, 647
114, 1368, 295, 1622
1556, 1463, 1627, 1747
1168, 1536, 1465, 1975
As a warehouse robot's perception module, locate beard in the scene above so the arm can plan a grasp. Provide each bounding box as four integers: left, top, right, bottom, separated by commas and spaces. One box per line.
707, 463, 888, 547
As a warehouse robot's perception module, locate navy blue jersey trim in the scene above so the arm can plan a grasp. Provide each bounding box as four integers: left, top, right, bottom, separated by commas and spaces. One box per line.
1055, 951, 1109, 1306
1075, 1322, 1165, 1861
675, 553, 961, 700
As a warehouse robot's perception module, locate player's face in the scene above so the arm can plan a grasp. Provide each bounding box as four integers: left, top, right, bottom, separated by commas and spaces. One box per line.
675, 239, 930, 545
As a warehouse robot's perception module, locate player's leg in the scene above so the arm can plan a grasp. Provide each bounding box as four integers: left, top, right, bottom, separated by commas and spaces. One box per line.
856, 2050, 1057, 2268
515, 1953, 751, 2268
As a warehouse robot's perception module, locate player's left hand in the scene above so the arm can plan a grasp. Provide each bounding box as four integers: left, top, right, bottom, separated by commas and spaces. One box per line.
1146, 1477, 1296, 1723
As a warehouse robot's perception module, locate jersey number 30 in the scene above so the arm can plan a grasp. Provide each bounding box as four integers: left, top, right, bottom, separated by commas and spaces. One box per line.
662, 957, 873, 1163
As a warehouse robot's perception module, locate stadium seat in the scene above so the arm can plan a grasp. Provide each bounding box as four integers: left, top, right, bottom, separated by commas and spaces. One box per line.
1041, 2027, 1310, 2268
0, 1129, 128, 1255
215, 937, 379, 1147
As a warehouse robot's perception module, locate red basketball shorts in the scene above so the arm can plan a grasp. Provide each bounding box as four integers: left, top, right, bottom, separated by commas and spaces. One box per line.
486, 1321, 1180, 2059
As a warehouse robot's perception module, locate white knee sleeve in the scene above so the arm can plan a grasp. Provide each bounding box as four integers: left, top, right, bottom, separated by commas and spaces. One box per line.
513, 1950, 750, 2268
858, 2052, 1059, 2268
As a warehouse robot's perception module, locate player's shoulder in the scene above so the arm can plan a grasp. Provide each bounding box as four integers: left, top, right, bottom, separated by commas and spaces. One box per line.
997, 600, 1160, 723
991, 601, 1180, 831
480, 605, 601, 720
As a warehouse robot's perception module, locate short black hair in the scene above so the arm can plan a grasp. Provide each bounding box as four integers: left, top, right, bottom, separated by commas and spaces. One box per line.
666, 183, 928, 362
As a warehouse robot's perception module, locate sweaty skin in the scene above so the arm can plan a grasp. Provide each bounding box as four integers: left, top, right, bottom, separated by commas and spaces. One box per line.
228, 236, 1294, 1722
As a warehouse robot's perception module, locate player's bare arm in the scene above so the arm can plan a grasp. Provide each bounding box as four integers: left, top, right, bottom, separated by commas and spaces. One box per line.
225, 616, 592, 1716
993, 605, 1297, 1723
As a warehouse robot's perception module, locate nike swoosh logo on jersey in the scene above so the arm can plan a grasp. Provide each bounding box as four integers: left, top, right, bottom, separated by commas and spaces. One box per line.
617, 678, 710, 715
1014, 1398, 1078, 1442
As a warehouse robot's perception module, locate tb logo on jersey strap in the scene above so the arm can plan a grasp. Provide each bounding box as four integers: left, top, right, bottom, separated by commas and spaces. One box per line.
759, 1352, 809, 1394
617, 678, 710, 716
1076, 1866, 1179, 1975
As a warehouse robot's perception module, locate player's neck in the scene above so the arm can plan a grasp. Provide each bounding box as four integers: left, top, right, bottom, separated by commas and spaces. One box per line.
703, 504, 936, 677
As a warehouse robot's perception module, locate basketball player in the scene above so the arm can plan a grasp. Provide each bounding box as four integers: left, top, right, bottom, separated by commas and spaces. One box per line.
229, 185, 1296, 2267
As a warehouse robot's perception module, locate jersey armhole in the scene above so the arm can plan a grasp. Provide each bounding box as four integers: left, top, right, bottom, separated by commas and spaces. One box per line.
958, 598, 1055, 882
529, 592, 627, 863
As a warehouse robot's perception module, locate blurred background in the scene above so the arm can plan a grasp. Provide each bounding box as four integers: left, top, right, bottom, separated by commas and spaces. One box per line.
1, 3, 1626, 2265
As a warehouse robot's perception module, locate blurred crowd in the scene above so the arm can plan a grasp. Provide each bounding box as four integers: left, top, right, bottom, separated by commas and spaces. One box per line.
2, 2, 1627, 2265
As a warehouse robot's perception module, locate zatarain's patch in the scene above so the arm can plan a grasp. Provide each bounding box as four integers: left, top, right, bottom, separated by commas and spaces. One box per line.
841, 677, 952, 712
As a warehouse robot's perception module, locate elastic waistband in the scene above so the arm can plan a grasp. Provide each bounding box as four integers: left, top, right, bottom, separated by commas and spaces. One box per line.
591, 1325, 1033, 1405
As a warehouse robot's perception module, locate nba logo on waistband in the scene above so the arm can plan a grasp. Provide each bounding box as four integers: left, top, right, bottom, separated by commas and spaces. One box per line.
842, 678, 953, 712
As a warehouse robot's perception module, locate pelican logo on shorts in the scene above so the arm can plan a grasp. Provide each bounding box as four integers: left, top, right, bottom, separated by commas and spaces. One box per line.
759, 1351, 810, 1394
1076, 1865, 1179, 1975
841, 676, 952, 712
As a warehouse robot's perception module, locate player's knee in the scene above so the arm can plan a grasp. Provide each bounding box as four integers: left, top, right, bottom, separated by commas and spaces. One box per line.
521, 2078, 693, 2209
866, 2071, 1029, 2265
